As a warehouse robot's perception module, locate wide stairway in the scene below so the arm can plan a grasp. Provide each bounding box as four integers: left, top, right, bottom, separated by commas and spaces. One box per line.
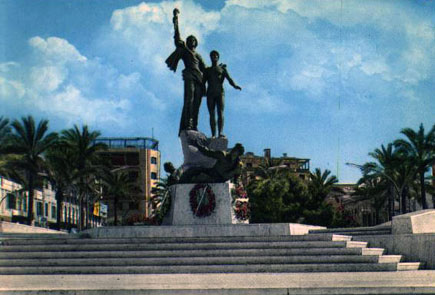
0, 232, 434, 294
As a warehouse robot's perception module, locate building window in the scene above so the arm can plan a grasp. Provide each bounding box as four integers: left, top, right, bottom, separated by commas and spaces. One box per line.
45, 203, 49, 217
51, 205, 56, 219
151, 172, 157, 180
151, 157, 157, 164
6, 193, 16, 210
36, 202, 43, 216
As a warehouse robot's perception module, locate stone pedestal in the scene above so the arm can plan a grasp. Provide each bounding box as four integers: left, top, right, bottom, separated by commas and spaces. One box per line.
166, 182, 233, 225
180, 130, 228, 171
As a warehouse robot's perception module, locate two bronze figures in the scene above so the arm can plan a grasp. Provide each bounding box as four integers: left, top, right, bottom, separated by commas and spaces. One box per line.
165, 9, 241, 138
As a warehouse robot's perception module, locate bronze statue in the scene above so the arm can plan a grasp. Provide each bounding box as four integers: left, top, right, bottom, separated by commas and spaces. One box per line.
166, 9, 206, 135
163, 162, 181, 186
203, 50, 241, 138
179, 141, 245, 183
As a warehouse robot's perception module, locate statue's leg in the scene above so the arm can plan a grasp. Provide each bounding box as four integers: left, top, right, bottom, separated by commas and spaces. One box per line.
217, 93, 225, 137
183, 79, 195, 130
191, 82, 203, 131
207, 95, 216, 137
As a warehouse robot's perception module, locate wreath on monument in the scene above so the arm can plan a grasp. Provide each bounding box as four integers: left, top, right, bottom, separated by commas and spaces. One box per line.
189, 184, 216, 217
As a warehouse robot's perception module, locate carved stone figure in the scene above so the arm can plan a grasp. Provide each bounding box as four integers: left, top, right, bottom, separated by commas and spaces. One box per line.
163, 162, 181, 186
165, 9, 206, 135
179, 140, 245, 184
203, 50, 241, 138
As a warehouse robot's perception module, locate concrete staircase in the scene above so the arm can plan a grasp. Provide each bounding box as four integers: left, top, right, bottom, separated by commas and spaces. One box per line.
0, 233, 421, 274
0, 232, 433, 294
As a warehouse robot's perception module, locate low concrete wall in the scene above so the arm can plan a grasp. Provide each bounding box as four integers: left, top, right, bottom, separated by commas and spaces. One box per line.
392, 209, 435, 234
354, 233, 435, 269
289, 223, 325, 235
85, 223, 326, 238
0, 221, 65, 234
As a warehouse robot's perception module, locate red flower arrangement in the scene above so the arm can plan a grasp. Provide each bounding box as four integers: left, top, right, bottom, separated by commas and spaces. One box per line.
189, 184, 216, 217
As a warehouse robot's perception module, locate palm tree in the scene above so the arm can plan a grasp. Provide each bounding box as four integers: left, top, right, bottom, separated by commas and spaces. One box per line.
60, 125, 106, 230
100, 169, 137, 226
352, 142, 417, 218
45, 144, 79, 230
0, 116, 10, 143
150, 177, 171, 224
394, 123, 435, 209
6, 116, 57, 225
302, 168, 343, 226
361, 144, 401, 218
253, 157, 286, 180
308, 168, 343, 203
0, 117, 11, 174
353, 177, 389, 224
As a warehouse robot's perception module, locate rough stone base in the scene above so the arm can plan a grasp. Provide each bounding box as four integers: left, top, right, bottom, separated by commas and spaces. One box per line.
166, 182, 233, 225
180, 130, 228, 171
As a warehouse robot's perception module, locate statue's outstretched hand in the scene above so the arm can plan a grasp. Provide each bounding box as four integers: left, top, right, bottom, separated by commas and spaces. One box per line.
173, 8, 179, 25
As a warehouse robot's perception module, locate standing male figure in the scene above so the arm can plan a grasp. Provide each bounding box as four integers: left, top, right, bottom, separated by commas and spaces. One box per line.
203, 50, 241, 138
166, 9, 206, 135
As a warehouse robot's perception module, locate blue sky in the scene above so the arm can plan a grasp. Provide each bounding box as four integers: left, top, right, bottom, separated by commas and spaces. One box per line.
0, 0, 434, 183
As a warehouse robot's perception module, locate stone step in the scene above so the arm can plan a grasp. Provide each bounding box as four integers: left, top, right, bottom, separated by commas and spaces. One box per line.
0, 254, 401, 267
2, 287, 433, 295
0, 262, 420, 275
0, 240, 366, 252
0, 233, 352, 246
378, 255, 402, 263
309, 225, 392, 236
0, 233, 72, 239
0, 246, 381, 259
2, 271, 434, 295
398, 262, 423, 271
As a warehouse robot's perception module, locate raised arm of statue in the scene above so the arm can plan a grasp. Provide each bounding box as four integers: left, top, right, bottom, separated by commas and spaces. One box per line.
172, 8, 183, 47
223, 66, 242, 91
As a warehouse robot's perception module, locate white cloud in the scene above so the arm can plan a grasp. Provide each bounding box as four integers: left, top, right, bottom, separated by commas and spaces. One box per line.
0, 36, 149, 127
0, 76, 26, 99
29, 36, 87, 64
225, 0, 434, 89
35, 85, 131, 125
109, 0, 220, 75
360, 59, 389, 77
30, 66, 66, 92
0, 62, 19, 73
233, 83, 289, 114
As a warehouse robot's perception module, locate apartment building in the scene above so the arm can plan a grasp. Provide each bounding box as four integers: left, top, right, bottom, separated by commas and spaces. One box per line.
94, 137, 160, 224
0, 176, 84, 229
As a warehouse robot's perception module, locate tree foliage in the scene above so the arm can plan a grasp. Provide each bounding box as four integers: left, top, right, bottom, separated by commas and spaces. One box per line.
5, 116, 57, 225
394, 123, 435, 209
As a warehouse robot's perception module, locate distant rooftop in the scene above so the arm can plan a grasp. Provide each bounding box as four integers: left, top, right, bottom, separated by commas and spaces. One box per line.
95, 137, 159, 150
